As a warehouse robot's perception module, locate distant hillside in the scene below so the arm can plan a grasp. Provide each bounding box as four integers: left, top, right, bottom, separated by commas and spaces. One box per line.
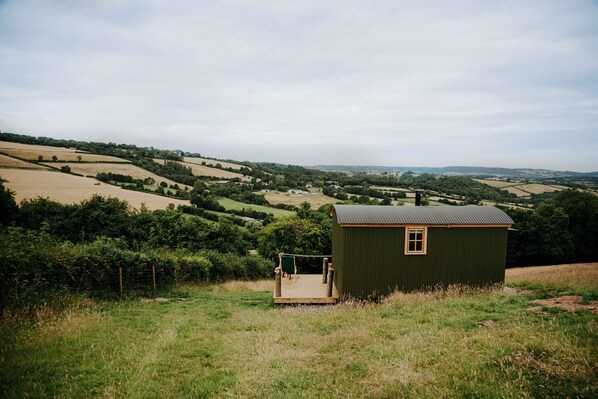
312, 165, 598, 179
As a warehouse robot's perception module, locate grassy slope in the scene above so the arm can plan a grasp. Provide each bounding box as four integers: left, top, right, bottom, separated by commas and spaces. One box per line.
1, 265, 596, 398
218, 197, 294, 218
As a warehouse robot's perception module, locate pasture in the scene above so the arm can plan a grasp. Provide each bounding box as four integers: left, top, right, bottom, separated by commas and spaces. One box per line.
184, 156, 250, 171
154, 159, 251, 181
1, 264, 596, 398
43, 162, 191, 189
218, 197, 294, 218
261, 190, 337, 208
0, 168, 190, 211
0, 141, 129, 163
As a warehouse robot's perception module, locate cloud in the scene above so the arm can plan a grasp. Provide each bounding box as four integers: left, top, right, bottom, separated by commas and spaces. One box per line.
1, 0, 597, 171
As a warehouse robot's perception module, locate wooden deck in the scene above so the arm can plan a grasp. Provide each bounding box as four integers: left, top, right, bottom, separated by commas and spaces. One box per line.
274, 274, 339, 304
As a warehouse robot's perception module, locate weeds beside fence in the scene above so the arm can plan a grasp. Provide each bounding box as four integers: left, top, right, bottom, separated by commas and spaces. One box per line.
0, 227, 273, 308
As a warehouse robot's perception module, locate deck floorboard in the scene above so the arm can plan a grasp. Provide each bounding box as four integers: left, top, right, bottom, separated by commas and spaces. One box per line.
273, 274, 339, 304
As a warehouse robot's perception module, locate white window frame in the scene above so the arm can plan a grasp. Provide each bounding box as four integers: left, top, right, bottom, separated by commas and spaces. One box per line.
404, 226, 428, 255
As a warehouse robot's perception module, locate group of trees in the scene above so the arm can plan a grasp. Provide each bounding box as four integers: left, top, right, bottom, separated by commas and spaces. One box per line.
504, 190, 598, 266
0, 179, 279, 307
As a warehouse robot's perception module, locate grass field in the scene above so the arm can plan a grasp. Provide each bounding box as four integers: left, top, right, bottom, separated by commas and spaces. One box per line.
43, 162, 191, 189
0, 141, 129, 163
0, 168, 190, 211
517, 183, 561, 195
218, 197, 294, 217
1, 264, 596, 398
153, 159, 251, 181
472, 179, 516, 188
261, 190, 337, 208
0, 154, 47, 169
184, 157, 249, 171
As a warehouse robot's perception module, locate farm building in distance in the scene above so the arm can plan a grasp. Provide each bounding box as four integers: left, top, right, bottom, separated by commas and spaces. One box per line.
330, 204, 514, 298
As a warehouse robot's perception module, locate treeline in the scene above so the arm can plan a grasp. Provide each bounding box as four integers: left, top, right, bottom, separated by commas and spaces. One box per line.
503, 190, 598, 266
0, 180, 274, 307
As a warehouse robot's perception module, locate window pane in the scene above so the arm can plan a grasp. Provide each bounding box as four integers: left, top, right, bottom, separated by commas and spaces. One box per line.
415, 231, 422, 240
409, 231, 416, 240
416, 242, 423, 251
409, 242, 416, 251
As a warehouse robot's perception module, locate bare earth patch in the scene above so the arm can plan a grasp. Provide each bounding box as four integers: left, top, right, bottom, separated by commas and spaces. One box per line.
529, 296, 598, 314
140, 297, 170, 303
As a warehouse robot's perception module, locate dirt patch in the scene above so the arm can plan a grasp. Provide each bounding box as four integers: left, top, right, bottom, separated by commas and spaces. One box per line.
529, 296, 598, 314
141, 297, 170, 303
504, 287, 536, 296
477, 320, 500, 327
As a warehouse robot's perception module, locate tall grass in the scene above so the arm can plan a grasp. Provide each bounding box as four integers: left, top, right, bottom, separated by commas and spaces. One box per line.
1, 265, 596, 398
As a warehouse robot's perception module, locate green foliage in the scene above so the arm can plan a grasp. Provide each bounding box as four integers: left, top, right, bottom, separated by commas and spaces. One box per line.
257, 216, 329, 260
552, 190, 598, 261
0, 179, 18, 226
0, 228, 273, 307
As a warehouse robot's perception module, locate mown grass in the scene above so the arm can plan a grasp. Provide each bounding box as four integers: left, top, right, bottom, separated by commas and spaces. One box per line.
1, 265, 596, 398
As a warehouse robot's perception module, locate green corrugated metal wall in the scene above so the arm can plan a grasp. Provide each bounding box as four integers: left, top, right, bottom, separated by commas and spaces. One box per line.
332, 213, 508, 298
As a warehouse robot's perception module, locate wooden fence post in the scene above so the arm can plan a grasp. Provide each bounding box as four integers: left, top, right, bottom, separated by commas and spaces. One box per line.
322, 257, 328, 284
152, 265, 156, 290
274, 267, 282, 297
327, 265, 334, 298
119, 267, 123, 297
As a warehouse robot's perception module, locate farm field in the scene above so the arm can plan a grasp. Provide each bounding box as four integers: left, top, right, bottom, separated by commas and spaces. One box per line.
1, 264, 596, 398
0, 154, 47, 169
218, 197, 294, 217
0, 168, 190, 211
504, 186, 531, 197
42, 162, 191, 189
0, 141, 129, 163
516, 183, 561, 195
260, 190, 337, 208
184, 156, 249, 171
154, 159, 251, 181
474, 178, 564, 197
472, 179, 516, 188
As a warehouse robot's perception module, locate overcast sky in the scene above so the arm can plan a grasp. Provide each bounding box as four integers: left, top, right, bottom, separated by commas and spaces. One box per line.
1, 1, 597, 171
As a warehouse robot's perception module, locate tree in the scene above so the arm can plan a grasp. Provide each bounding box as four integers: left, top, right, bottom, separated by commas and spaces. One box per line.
76, 155, 82, 162
37, 155, 43, 161
60, 165, 71, 173
552, 190, 598, 261
505, 203, 573, 265
257, 216, 328, 260
0, 179, 18, 226
52, 155, 58, 162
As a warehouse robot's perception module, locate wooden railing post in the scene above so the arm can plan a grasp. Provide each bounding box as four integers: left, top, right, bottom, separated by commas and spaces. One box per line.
152, 265, 156, 290
274, 267, 282, 297
326, 265, 334, 297
322, 257, 328, 284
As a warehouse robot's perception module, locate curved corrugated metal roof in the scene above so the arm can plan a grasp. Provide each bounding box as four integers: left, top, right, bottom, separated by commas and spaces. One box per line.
332, 205, 513, 226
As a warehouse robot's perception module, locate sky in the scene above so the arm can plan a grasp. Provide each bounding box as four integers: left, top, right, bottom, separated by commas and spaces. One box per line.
1, 1, 597, 171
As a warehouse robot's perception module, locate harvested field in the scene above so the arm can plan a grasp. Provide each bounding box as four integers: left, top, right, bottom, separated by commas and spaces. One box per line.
517, 183, 561, 195
154, 159, 251, 181
0, 141, 129, 163
0, 168, 190, 210
504, 186, 530, 197
0, 154, 47, 169
184, 157, 249, 171
261, 190, 337, 208
42, 162, 191, 189
473, 179, 515, 188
